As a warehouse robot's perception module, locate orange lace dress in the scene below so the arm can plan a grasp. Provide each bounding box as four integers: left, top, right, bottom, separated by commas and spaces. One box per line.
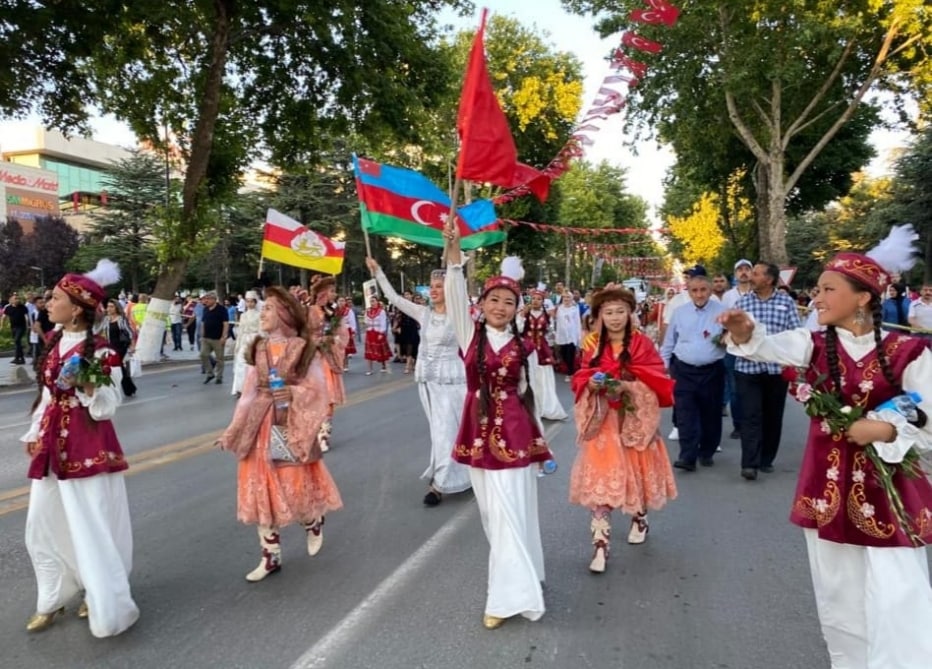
222, 338, 343, 527
569, 333, 677, 514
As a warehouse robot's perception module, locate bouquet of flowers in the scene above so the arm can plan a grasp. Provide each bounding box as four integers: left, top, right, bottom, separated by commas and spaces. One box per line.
792, 372, 924, 543
317, 302, 347, 352
591, 371, 636, 414
75, 354, 120, 388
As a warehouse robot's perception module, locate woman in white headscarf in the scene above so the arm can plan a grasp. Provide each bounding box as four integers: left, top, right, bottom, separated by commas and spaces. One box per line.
232, 291, 261, 397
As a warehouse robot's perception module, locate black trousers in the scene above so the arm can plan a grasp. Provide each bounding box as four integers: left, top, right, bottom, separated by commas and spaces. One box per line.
672, 359, 725, 463
735, 371, 789, 469
559, 343, 577, 375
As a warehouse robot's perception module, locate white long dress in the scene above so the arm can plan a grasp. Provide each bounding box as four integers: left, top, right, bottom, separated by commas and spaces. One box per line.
232, 306, 261, 395
375, 272, 471, 494
730, 323, 932, 668
20, 331, 139, 638
445, 262, 546, 622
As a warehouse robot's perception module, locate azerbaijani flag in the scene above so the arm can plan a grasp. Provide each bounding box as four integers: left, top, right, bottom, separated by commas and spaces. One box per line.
353, 155, 506, 250
262, 209, 345, 275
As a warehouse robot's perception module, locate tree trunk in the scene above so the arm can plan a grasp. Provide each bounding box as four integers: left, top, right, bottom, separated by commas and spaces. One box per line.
139, 0, 233, 362
755, 158, 790, 265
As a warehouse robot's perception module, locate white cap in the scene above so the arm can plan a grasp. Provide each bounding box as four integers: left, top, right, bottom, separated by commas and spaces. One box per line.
734, 258, 753, 270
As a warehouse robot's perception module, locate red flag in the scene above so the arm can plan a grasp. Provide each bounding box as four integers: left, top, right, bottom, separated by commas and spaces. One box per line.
456, 10, 520, 187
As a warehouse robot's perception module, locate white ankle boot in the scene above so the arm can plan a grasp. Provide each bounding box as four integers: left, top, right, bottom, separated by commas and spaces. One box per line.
589, 516, 611, 573
627, 513, 649, 544
305, 517, 324, 556
246, 527, 281, 582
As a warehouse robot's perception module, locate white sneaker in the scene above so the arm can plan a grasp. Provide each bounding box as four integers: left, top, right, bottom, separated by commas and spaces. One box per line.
668, 427, 679, 441
715, 445, 723, 453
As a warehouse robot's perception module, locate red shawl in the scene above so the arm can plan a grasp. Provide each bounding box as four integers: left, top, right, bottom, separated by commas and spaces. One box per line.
571, 330, 674, 407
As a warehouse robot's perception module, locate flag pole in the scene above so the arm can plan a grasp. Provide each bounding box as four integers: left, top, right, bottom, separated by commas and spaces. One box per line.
443, 177, 462, 268
257, 254, 264, 279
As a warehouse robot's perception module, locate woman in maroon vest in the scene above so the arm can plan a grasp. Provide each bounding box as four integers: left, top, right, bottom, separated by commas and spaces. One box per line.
443, 223, 553, 630
720, 226, 932, 668
21, 259, 139, 637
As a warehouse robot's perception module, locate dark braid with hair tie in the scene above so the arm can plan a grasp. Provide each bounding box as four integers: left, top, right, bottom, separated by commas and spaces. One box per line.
589, 322, 609, 368
870, 296, 897, 387
476, 320, 490, 420
82, 307, 97, 363
513, 315, 536, 417
824, 325, 843, 396
619, 317, 633, 366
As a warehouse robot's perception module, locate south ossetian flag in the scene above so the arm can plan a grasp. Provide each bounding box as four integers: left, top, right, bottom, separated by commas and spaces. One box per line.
262, 209, 345, 275
352, 155, 506, 250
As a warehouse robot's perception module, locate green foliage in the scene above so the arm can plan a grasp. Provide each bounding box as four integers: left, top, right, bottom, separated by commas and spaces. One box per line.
563, 0, 932, 262
888, 127, 932, 281
0, 0, 471, 298
71, 151, 165, 291
0, 217, 79, 294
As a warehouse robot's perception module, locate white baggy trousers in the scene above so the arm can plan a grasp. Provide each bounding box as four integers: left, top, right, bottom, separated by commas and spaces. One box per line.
804, 528, 932, 668
26, 474, 139, 637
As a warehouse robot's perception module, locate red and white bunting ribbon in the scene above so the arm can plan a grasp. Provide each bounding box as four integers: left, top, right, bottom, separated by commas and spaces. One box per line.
494, 0, 681, 206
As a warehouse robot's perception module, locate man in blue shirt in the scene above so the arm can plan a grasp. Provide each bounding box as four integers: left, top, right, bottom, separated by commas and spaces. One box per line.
734, 262, 801, 480
661, 275, 726, 470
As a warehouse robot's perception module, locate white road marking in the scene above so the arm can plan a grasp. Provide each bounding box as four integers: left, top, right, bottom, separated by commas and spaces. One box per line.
289, 422, 565, 669
0, 420, 30, 430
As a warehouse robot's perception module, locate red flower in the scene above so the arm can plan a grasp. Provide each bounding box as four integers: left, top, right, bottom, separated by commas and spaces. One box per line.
106, 353, 122, 367
101, 365, 112, 375
703, 329, 710, 338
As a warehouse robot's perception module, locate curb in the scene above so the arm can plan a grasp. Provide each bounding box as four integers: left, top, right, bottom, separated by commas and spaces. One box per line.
0, 356, 233, 389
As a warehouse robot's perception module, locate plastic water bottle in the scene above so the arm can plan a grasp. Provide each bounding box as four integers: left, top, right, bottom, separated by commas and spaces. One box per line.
268, 368, 289, 410
538, 459, 558, 478
56, 354, 82, 390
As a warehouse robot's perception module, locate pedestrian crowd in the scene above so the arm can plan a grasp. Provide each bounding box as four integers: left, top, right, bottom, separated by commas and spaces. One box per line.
8, 221, 932, 669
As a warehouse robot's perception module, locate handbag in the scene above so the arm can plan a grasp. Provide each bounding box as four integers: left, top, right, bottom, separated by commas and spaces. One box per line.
268, 423, 299, 464
127, 353, 142, 378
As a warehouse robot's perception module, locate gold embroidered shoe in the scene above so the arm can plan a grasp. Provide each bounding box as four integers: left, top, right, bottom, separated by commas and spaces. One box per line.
482, 614, 505, 630
26, 607, 65, 632
77, 601, 89, 619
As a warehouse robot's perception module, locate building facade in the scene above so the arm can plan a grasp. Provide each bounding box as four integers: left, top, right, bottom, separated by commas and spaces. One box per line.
0, 125, 131, 231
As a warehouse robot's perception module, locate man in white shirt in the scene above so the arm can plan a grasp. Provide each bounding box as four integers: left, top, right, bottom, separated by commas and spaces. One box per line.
907, 284, 932, 333
722, 259, 753, 309
721, 259, 754, 439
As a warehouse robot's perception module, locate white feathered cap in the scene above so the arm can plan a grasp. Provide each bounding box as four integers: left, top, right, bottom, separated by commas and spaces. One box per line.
481, 256, 525, 299
57, 258, 121, 309
825, 224, 918, 295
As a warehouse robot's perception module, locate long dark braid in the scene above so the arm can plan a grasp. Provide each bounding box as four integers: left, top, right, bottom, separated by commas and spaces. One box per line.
824, 326, 843, 395
475, 317, 491, 420
618, 318, 633, 368
513, 315, 536, 417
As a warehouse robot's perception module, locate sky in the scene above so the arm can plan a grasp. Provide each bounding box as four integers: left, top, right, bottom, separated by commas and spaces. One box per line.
7, 0, 908, 218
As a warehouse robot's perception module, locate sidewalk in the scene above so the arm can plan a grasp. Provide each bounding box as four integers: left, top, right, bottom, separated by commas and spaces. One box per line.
0, 345, 217, 388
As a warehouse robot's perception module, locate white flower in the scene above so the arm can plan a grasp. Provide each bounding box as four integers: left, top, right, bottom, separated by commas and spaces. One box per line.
60, 451, 67, 460
479, 417, 488, 426
472, 438, 483, 448
840, 406, 853, 414
858, 380, 874, 394
517, 450, 527, 458
498, 367, 507, 376
68, 397, 79, 408
498, 391, 508, 400
60, 429, 69, 438
860, 502, 875, 518
475, 390, 481, 399
494, 417, 503, 426
796, 384, 813, 403
820, 420, 831, 434
814, 499, 830, 514
499, 439, 507, 449
83, 458, 94, 468
826, 466, 839, 482
852, 470, 866, 484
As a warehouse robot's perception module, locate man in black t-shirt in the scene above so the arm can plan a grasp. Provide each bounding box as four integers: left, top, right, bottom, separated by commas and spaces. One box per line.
3, 294, 29, 364
199, 292, 229, 384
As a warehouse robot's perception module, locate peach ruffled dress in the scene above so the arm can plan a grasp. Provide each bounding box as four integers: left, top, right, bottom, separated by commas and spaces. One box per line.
569, 339, 677, 513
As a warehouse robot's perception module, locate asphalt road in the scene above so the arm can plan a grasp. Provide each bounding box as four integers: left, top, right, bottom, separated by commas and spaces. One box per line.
0, 361, 867, 668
